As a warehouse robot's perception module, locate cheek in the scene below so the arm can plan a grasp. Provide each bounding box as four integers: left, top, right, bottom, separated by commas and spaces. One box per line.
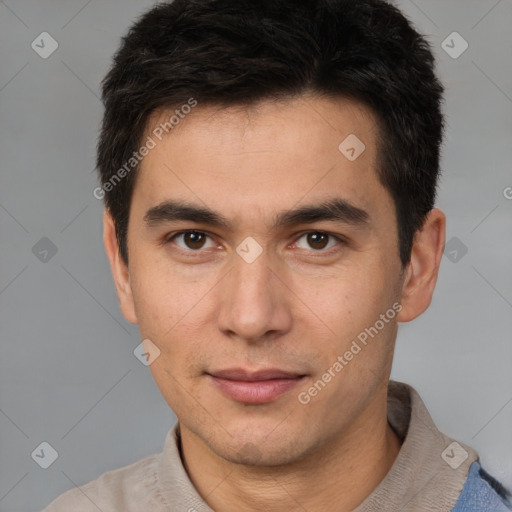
133, 270, 212, 408
304, 263, 399, 356
297, 273, 399, 414
131, 258, 214, 366
129, 251, 214, 337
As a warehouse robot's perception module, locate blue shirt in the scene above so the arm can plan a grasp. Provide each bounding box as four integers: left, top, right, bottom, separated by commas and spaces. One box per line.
453, 461, 511, 511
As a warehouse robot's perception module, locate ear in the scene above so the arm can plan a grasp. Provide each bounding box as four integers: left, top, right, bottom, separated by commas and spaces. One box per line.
103, 210, 138, 324
397, 208, 446, 323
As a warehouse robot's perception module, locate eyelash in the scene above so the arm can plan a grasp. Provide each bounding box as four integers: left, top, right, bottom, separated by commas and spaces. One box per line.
163, 230, 347, 256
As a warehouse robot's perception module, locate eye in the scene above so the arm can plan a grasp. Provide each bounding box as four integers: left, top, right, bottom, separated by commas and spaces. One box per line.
168, 230, 217, 251
294, 231, 342, 252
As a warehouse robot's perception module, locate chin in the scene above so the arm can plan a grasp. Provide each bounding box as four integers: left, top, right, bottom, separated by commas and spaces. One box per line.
210, 429, 312, 468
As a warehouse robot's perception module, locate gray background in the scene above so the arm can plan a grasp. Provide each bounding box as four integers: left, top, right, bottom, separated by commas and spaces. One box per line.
0, 0, 511, 510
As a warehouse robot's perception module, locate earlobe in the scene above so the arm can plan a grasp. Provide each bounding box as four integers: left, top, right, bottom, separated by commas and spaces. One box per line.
397, 208, 446, 323
103, 210, 138, 324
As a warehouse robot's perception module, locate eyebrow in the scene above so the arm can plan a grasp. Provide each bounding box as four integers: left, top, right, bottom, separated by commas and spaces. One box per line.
143, 197, 370, 231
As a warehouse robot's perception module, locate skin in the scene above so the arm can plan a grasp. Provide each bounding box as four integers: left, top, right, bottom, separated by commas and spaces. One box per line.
104, 94, 445, 511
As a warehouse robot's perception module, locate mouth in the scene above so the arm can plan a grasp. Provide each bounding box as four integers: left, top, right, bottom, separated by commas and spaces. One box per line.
206, 368, 307, 404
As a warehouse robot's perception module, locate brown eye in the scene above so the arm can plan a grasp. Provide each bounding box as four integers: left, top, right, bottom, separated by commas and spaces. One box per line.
183, 231, 206, 249
170, 230, 215, 251
307, 232, 329, 250
295, 231, 340, 252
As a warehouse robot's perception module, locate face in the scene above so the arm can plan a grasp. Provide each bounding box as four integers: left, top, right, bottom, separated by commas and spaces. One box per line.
105, 95, 441, 466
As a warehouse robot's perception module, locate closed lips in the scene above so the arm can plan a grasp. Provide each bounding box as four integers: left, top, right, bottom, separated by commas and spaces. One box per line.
208, 369, 305, 381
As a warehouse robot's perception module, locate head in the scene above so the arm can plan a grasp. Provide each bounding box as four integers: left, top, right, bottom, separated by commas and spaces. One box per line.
99, 0, 446, 466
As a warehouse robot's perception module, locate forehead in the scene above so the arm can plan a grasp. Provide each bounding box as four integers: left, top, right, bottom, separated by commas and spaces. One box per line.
133, 95, 393, 230
145, 94, 378, 158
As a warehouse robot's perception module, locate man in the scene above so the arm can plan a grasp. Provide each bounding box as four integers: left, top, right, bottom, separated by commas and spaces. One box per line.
44, 0, 511, 510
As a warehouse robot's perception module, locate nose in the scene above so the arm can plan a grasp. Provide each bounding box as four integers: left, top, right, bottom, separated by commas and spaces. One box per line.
216, 250, 293, 344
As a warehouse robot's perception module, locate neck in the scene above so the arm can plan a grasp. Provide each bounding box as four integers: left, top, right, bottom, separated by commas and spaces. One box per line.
179, 389, 402, 512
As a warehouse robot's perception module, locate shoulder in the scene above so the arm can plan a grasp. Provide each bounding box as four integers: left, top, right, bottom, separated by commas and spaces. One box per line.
452, 461, 512, 511
42, 453, 166, 511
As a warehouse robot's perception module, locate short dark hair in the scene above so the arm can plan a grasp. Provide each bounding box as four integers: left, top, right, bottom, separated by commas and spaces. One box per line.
97, 0, 444, 266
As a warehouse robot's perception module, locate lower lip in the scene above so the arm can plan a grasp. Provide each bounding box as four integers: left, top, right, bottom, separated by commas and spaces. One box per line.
209, 375, 304, 404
